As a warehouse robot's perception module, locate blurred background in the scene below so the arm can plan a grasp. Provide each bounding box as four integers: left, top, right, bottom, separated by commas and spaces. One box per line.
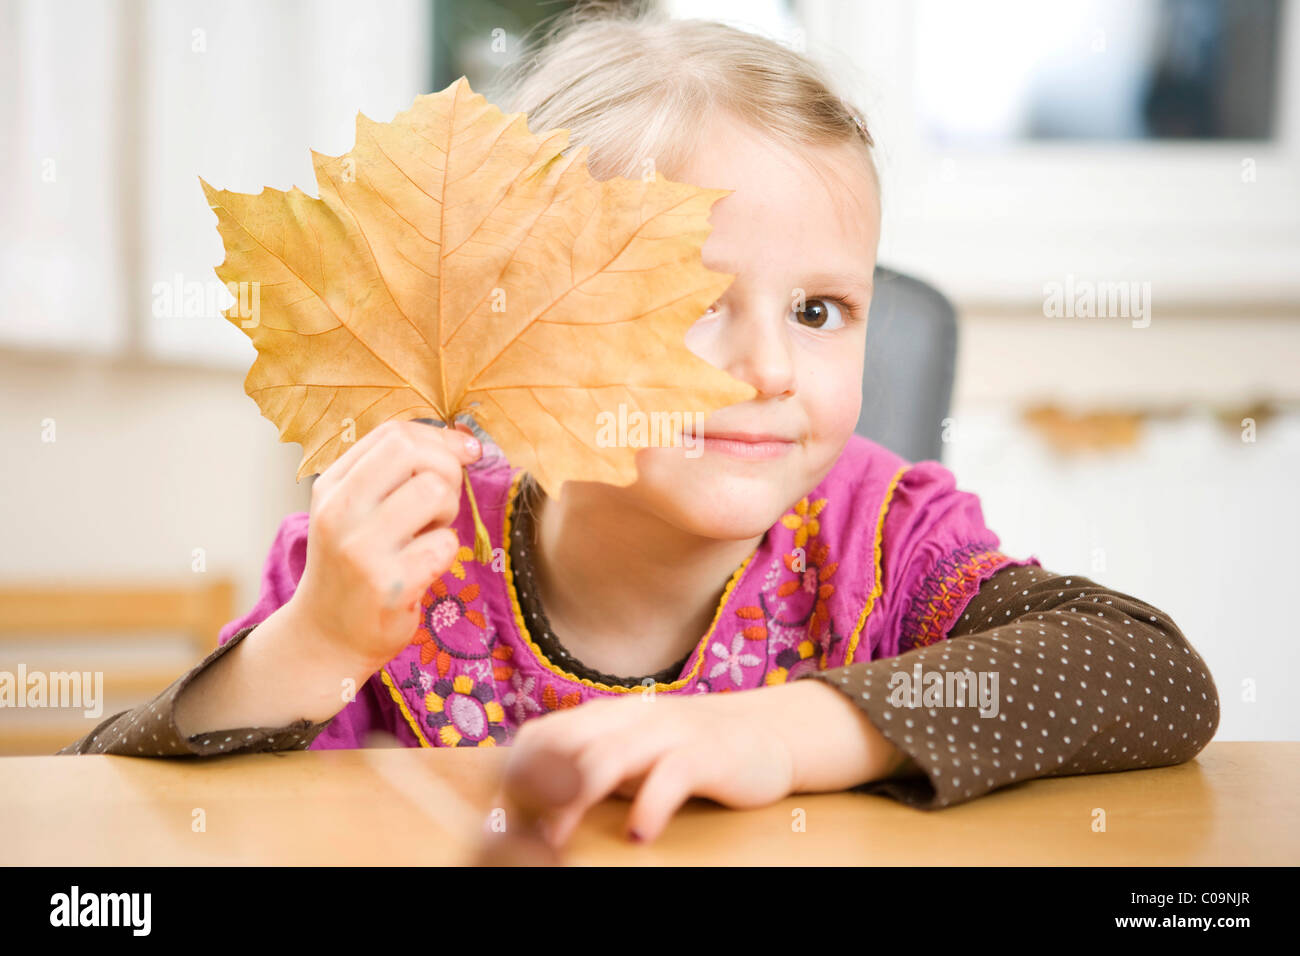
1, 0, 1296, 752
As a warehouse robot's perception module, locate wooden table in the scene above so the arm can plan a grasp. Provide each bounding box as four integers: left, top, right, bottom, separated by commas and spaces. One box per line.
0, 742, 1293, 865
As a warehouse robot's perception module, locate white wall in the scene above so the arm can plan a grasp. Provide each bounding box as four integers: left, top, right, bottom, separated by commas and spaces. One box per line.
944, 311, 1300, 742
0, 353, 309, 618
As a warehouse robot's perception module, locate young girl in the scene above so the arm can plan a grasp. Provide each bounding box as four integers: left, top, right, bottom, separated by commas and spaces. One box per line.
60, 8, 1219, 852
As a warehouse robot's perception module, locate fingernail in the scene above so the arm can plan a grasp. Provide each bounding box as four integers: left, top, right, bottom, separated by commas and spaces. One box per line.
463, 433, 481, 457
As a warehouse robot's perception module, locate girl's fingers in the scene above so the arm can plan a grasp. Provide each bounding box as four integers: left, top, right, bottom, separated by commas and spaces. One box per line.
513, 696, 645, 763
387, 528, 459, 608
544, 729, 674, 846
312, 415, 407, 492
613, 776, 644, 800
624, 751, 702, 843
345, 426, 471, 514
475, 744, 579, 866
318, 417, 471, 489
421, 419, 483, 465
502, 743, 584, 815
365, 467, 462, 549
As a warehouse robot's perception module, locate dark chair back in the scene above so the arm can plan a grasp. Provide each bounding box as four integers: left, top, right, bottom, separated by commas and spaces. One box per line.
855, 266, 958, 463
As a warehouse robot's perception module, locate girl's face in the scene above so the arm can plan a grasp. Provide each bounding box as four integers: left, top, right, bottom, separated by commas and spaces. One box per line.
600, 110, 881, 541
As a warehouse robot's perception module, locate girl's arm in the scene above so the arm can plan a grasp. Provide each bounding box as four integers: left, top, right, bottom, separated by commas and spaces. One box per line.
55, 622, 340, 756
58, 420, 480, 757
56, 510, 364, 757
56, 507, 345, 756
792, 563, 1220, 808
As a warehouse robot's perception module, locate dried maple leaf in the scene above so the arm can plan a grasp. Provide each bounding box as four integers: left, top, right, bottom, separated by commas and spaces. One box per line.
201, 76, 755, 555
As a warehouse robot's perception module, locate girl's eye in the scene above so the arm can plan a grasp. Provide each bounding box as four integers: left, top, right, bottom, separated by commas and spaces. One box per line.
793, 297, 845, 331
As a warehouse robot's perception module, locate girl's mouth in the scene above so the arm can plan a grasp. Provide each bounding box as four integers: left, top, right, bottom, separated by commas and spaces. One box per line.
696, 431, 796, 460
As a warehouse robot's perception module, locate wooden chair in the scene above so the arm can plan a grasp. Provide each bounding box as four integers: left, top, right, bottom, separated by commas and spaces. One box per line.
0, 577, 234, 755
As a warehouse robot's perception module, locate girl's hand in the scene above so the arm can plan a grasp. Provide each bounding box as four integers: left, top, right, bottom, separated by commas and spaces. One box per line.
285, 418, 483, 672
497, 684, 801, 848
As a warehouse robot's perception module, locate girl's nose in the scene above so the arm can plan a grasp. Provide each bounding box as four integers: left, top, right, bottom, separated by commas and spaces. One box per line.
686, 304, 796, 400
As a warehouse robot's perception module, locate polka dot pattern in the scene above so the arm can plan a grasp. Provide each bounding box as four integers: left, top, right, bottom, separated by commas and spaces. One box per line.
54, 625, 332, 757
797, 565, 1221, 809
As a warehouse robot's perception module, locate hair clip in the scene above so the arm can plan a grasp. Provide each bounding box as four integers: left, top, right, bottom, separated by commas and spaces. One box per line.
841, 100, 872, 145
839, 97, 869, 138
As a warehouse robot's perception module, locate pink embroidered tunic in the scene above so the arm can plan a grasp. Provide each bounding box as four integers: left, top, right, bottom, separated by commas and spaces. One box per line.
61, 431, 1221, 813
215, 434, 1039, 750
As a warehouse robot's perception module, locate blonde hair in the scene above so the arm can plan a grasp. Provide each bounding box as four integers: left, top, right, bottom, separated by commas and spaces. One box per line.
491, 1, 875, 183
487, 1, 878, 509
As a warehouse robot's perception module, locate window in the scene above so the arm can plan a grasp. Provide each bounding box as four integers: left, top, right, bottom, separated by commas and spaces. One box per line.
1, 0, 126, 353
799, 0, 1300, 308
1, 0, 436, 365
916, 0, 1283, 144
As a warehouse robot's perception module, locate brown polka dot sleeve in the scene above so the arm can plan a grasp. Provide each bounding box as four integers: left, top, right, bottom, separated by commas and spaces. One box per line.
55, 624, 333, 756
797, 564, 1221, 809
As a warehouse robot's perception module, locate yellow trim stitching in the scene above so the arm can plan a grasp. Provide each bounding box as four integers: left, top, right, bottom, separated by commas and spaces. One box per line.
380, 667, 431, 747
839, 463, 912, 667
500, 469, 758, 694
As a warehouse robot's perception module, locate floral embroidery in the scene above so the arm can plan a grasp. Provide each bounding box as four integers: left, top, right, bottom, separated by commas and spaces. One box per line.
899, 543, 1012, 651
541, 683, 582, 711
762, 558, 783, 591
411, 631, 454, 674
501, 670, 542, 723
760, 497, 845, 665
491, 644, 515, 681
776, 537, 838, 641
415, 572, 492, 662
424, 576, 486, 631
733, 605, 767, 641
465, 657, 494, 683
398, 661, 434, 694
709, 634, 763, 687
780, 495, 827, 549
444, 534, 477, 580
765, 639, 818, 685
379, 439, 914, 743
425, 674, 507, 747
